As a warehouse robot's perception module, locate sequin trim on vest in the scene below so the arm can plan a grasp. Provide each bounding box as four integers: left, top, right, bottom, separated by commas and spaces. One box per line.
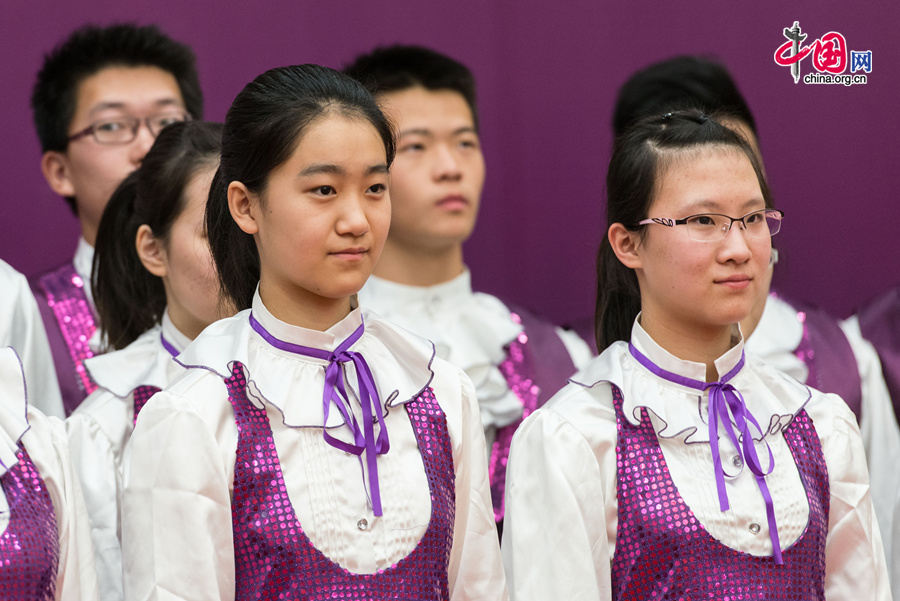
489, 310, 576, 524
489, 313, 539, 523
36, 264, 97, 400
132, 385, 161, 427
225, 362, 455, 600
610, 385, 828, 600
0, 446, 59, 601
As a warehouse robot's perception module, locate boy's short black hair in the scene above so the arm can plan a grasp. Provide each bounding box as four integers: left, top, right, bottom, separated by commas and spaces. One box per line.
31, 23, 203, 154
613, 55, 756, 138
344, 45, 479, 129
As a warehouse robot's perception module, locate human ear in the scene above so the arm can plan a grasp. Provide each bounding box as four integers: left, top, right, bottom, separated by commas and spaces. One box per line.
135, 224, 168, 278
40, 151, 76, 197
227, 181, 259, 235
608, 222, 643, 269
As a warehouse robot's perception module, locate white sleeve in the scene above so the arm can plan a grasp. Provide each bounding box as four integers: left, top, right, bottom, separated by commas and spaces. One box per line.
66, 402, 125, 601
445, 368, 509, 601
555, 326, 595, 371
0, 262, 64, 418
24, 408, 100, 601
811, 392, 892, 601
502, 402, 615, 601
840, 316, 900, 600
122, 390, 235, 601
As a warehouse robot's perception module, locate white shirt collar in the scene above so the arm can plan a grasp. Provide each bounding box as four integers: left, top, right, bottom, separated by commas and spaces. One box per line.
83, 309, 190, 398
359, 271, 524, 429
570, 317, 807, 443
744, 293, 808, 382
0, 348, 31, 477
177, 289, 435, 429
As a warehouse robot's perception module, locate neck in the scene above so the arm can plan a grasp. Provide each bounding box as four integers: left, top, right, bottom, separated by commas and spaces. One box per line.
258, 278, 352, 331
639, 310, 735, 382
80, 217, 98, 247
374, 238, 465, 286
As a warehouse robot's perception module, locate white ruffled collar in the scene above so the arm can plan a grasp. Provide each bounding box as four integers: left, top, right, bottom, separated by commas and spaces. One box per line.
84, 311, 186, 398
0, 348, 31, 477
570, 318, 810, 444
745, 293, 808, 382
358, 271, 524, 429
177, 290, 435, 429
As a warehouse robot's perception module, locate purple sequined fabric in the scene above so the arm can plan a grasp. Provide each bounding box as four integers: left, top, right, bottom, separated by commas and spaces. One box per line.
0, 446, 59, 601
132, 385, 161, 427
225, 362, 455, 600
37, 264, 97, 398
489, 313, 539, 523
610, 385, 828, 600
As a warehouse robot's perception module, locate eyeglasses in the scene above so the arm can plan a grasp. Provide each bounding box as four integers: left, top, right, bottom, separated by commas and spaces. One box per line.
637, 208, 784, 242
67, 111, 190, 145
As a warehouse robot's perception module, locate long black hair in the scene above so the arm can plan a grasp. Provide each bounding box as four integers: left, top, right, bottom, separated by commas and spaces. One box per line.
206, 64, 395, 311
595, 109, 773, 351
92, 120, 223, 350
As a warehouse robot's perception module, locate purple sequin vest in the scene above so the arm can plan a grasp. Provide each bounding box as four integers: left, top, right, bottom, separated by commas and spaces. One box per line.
610, 385, 829, 600
857, 286, 900, 426
792, 303, 862, 421
0, 446, 59, 601
31, 262, 98, 415
225, 362, 456, 600
489, 308, 577, 523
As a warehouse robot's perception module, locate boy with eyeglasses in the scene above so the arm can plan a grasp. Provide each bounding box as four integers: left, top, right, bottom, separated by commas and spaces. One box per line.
29, 23, 202, 416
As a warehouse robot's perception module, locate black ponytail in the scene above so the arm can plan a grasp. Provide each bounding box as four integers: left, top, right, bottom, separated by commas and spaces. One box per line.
93, 120, 223, 349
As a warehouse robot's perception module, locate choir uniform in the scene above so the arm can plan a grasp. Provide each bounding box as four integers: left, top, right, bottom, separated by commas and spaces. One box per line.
0, 346, 99, 600
122, 291, 507, 600
66, 311, 189, 601
30, 238, 103, 415
502, 319, 890, 601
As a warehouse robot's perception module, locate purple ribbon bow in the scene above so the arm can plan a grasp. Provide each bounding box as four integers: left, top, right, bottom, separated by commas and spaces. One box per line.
628, 343, 783, 564
250, 313, 390, 516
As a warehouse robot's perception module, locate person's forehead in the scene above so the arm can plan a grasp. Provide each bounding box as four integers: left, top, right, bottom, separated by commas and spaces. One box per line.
377, 86, 474, 131
73, 65, 184, 118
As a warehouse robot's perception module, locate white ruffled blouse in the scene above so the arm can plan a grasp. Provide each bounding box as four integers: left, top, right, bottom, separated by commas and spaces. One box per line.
0, 347, 99, 600
358, 271, 592, 435
67, 312, 189, 601
747, 292, 900, 592
122, 291, 506, 601
502, 319, 890, 601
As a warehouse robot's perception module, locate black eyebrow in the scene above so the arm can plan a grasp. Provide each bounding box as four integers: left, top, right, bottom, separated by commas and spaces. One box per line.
298, 164, 389, 177
299, 164, 344, 177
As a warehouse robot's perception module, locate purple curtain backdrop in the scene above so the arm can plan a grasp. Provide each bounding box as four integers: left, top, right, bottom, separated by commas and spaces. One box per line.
3, 0, 898, 330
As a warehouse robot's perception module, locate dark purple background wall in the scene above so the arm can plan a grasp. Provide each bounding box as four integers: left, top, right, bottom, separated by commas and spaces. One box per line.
3, 0, 898, 328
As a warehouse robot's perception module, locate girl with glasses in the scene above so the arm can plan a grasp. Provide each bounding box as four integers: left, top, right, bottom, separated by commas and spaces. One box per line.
121, 64, 505, 600
501, 110, 889, 600
66, 120, 231, 601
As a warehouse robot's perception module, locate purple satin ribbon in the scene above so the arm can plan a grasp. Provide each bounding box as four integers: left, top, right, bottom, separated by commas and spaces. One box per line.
628, 343, 783, 564
249, 313, 390, 516
160, 333, 180, 358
